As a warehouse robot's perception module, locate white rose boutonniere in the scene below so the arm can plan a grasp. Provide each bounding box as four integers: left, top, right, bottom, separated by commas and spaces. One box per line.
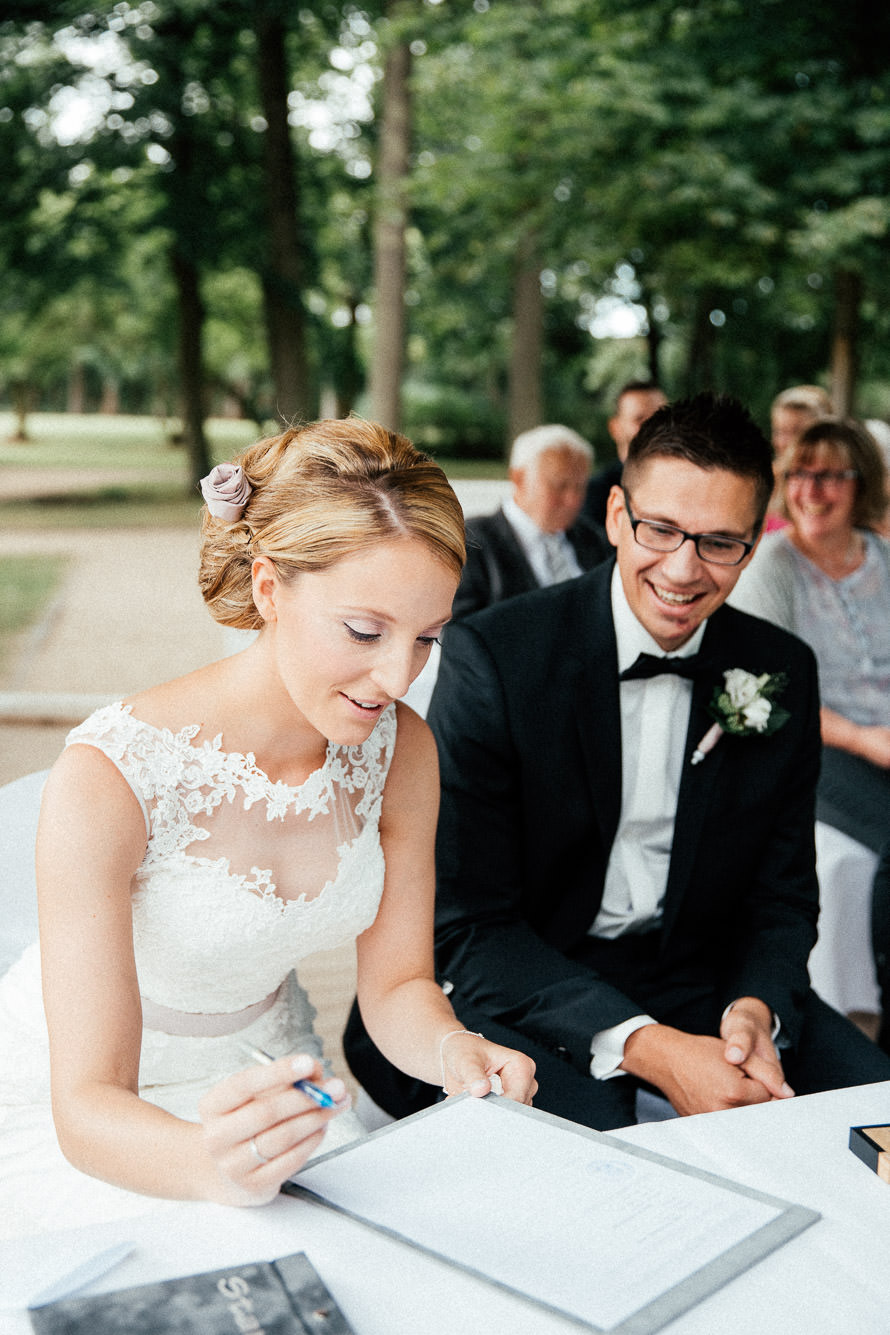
691, 668, 790, 765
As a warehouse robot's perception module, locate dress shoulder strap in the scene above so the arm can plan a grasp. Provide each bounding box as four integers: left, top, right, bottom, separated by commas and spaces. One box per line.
64, 702, 197, 835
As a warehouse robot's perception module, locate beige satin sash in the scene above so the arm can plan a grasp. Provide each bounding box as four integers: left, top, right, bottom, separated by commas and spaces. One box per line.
140, 983, 282, 1037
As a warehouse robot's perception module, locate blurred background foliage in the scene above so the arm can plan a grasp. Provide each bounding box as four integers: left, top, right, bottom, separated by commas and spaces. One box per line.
2, 0, 890, 474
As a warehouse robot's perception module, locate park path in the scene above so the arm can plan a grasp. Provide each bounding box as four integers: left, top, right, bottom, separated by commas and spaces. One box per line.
0, 526, 228, 785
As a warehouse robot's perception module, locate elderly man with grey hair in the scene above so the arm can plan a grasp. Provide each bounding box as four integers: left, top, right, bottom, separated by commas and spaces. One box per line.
452, 424, 611, 621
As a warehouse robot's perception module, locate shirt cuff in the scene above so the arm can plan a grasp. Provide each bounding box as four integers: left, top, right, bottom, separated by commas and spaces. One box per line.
590, 1015, 658, 1080
721, 1000, 782, 1044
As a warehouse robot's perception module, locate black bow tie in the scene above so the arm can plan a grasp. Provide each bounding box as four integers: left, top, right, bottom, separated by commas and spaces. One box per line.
619, 652, 709, 683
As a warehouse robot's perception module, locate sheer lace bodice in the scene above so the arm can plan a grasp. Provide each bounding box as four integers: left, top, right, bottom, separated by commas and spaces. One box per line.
65, 702, 396, 1015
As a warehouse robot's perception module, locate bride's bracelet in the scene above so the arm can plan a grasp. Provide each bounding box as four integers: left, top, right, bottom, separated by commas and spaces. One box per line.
439, 1028, 484, 1093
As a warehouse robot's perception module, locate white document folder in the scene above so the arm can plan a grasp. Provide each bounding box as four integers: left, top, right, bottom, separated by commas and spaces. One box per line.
286, 1094, 819, 1334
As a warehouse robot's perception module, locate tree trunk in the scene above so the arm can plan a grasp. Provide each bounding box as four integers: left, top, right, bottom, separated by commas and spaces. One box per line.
9, 382, 32, 442
99, 378, 120, 415
67, 361, 86, 414
642, 293, 662, 384
685, 289, 717, 395
335, 297, 363, 419
370, 36, 411, 431
255, 7, 311, 424
171, 247, 210, 488
507, 231, 543, 443
829, 267, 861, 418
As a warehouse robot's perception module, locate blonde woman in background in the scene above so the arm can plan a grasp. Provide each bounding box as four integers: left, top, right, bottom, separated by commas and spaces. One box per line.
766, 385, 835, 531
731, 418, 890, 1043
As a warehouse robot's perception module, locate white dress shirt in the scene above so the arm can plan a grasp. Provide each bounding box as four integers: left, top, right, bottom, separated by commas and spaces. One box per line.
501, 497, 582, 587
589, 566, 706, 1078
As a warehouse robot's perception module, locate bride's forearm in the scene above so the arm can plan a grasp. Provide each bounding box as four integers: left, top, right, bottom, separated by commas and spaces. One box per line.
357, 975, 465, 1088
52, 1082, 230, 1203
52, 1051, 346, 1208
358, 977, 537, 1106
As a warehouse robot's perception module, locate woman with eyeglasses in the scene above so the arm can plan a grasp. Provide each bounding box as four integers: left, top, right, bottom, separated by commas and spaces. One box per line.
731, 417, 890, 1050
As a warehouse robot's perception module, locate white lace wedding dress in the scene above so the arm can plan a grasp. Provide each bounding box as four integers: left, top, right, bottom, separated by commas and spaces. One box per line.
0, 701, 397, 1239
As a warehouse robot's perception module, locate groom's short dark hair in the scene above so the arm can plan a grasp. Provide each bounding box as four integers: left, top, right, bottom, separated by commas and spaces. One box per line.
623, 391, 774, 529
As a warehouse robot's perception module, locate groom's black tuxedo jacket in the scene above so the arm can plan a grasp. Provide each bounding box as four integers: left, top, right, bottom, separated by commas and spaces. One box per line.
428, 558, 822, 1075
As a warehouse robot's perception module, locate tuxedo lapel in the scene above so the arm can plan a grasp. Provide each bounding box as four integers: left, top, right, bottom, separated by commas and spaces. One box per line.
659, 681, 725, 944
571, 565, 623, 851
659, 615, 738, 945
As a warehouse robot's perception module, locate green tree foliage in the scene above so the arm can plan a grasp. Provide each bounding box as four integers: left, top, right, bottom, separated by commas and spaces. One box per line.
3, 0, 890, 460
0, 2, 357, 467
585, 0, 890, 414
0, 16, 89, 436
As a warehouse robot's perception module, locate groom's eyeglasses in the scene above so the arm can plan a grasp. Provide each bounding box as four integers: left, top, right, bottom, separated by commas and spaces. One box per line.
621, 489, 754, 567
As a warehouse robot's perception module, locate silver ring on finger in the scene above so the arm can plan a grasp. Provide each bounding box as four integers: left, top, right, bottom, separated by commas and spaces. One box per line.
249, 1135, 272, 1165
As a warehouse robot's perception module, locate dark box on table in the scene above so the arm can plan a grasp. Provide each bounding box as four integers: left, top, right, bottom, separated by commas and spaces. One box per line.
849, 1123, 890, 1184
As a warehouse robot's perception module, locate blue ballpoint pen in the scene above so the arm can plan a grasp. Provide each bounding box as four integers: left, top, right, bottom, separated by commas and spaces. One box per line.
239, 1041, 337, 1108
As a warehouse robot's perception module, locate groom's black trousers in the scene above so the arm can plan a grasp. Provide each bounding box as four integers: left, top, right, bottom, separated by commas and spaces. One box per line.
344, 929, 890, 1130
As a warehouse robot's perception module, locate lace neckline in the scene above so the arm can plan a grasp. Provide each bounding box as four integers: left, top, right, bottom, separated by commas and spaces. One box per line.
114, 700, 340, 797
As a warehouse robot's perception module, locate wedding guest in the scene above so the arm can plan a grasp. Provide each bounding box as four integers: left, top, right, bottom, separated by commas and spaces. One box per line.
731, 418, 890, 1021
346, 394, 890, 1128
766, 385, 834, 531
770, 386, 834, 463
582, 381, 667, 527
402, 424, 608, 718
0, 418, 535, 1236
453, 423, 610, 622
872, 842, 890, 1053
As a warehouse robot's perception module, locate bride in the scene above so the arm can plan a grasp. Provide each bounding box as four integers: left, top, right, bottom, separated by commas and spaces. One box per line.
0, 418, 536, 1234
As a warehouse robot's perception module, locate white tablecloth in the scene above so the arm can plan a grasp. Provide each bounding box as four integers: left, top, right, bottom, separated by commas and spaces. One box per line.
2, 1081, 888, 1335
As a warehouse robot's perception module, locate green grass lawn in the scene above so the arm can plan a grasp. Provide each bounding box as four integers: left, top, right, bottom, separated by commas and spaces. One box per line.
0, 411, 507, 475
0, 411, 507, 529
0, 411, 258, 472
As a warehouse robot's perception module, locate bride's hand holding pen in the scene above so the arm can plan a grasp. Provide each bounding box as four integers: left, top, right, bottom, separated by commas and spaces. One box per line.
197, 1050, 350, 1206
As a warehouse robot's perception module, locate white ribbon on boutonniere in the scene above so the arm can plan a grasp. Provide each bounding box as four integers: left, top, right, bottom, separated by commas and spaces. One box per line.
691, 668, 790, 765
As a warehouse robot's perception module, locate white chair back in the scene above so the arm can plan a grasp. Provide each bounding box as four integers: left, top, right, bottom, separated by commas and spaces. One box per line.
810, 821, 880, 1016
0, 770, 48, 976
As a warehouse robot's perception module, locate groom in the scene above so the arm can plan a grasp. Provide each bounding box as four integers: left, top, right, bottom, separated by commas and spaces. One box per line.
345, 391, 890, 1127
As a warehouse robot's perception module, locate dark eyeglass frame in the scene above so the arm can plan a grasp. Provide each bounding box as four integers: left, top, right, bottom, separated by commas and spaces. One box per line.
621, 488, 755, 567
784, 468, 859, 487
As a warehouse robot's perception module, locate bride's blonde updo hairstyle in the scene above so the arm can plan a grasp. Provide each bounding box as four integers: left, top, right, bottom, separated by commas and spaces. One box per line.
198, 417, 466, 630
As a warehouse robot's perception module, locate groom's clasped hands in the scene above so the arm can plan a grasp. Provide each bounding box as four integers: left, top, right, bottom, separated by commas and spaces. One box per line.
622, 996, 794, 1119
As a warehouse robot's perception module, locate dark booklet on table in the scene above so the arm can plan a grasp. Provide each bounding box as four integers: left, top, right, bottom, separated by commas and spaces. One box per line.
28, 1250, 354, 1335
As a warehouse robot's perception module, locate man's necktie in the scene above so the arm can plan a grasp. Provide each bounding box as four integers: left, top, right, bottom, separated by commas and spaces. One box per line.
619, 651, 710, 682
541, 533, 577, 585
